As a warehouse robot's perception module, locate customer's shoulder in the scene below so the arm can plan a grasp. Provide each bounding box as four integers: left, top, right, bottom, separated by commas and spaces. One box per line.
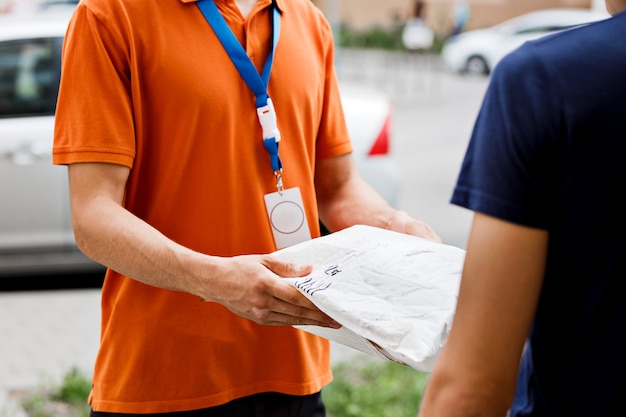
496, 12, 625, 81
528, 10, 625, 57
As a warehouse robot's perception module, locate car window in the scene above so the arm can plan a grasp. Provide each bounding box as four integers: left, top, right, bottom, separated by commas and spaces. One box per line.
515, 24, 582, 35
0, 37, 60, 118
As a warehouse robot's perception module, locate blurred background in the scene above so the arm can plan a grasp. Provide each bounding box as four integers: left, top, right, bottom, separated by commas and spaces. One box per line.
312, 0, 607, 45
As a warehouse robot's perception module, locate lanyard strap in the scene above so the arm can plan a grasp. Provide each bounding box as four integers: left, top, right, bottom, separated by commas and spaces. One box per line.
197, 0, 283, 179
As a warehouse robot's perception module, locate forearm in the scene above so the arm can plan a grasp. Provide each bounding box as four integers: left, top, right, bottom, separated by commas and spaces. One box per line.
318, 175, 394, 232
419, 214, 548, 416
72, 192, 210, 296
66, 162, 211, 295
419, 358, 516, 417
67, 163, 338, 328
315, 154, 440, 241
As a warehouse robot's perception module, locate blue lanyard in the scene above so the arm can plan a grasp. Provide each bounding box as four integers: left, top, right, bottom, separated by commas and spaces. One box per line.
197, 0, 283, 187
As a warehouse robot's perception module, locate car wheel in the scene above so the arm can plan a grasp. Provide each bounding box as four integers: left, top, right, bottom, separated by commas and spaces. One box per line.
464, 55, 489, 76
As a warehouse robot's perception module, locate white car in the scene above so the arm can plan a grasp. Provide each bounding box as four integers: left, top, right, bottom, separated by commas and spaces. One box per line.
441, 8, 611, 76
0, 6, 399, 276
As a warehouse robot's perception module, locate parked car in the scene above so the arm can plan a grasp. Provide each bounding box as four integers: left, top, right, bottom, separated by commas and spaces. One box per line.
441, 8, 611, 76
0, 7, 399, 276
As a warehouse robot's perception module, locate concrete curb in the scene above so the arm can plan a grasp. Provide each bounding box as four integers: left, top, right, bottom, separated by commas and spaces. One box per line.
0, 389, 28, 417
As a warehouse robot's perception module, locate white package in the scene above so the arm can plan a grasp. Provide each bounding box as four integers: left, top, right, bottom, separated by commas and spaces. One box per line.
274, 225, 464, 372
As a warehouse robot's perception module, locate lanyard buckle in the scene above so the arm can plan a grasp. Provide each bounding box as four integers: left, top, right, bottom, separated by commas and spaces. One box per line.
257, 98, 281, 142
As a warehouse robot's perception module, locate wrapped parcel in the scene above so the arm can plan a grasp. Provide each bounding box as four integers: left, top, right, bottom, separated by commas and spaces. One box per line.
275, 225, 465, 372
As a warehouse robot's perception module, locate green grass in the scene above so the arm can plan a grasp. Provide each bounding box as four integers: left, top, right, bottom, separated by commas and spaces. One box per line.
21, 367, 91, 417
53, 367, 92, 405
20, 360, 428, 417
323, 359, 430, 417
337, 24, 446, 54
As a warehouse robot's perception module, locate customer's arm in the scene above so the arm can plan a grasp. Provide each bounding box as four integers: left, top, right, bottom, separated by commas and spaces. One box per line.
314, 153, 441, 242
67, 162, 339, 328
418, 212, 548, 417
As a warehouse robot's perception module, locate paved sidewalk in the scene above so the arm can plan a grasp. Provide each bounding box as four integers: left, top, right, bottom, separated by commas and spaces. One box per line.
0, 289, 101, 417
0, 289, 101, 392
0, 288, 370, 416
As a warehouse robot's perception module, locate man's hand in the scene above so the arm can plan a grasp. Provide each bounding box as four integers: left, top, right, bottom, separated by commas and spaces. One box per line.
196, 254, 341, 328
386, 209, 442, 243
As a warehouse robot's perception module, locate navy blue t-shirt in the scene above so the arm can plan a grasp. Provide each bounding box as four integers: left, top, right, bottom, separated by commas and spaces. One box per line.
451, 10, 626, 417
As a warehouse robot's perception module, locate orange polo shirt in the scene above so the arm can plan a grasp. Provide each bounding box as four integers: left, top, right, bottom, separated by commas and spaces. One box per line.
53, 0, 352, 413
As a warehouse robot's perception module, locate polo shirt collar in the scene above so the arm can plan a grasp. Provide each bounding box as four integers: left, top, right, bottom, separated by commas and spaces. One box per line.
180, 0, 286, 13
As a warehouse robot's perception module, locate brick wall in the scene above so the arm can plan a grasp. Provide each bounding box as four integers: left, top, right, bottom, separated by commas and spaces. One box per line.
312, 0, 593, 36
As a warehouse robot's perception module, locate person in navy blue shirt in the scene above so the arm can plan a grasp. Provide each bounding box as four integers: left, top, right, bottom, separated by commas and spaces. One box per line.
419, 1, 626, 416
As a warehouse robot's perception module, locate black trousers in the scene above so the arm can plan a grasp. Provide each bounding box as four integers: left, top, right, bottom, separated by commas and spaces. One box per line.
91, 392, 326, 417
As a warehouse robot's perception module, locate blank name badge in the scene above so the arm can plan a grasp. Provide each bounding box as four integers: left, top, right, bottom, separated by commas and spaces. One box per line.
264, 187, 312, 249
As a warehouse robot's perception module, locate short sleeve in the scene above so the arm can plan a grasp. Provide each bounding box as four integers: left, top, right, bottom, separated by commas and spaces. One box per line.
451, 44, 561, 229
53, 3, 136, 167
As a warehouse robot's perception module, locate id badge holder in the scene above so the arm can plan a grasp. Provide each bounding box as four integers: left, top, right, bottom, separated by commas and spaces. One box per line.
258, 100, 311, 248
264, 186, 311, 249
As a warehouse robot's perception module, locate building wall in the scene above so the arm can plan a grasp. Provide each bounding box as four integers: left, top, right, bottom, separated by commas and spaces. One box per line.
313, 0, 594, 36
312, 0, 412, 31
445, 0, 593, 33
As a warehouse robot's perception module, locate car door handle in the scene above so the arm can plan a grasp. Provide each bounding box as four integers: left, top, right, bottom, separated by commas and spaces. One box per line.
2, 142, 51, 166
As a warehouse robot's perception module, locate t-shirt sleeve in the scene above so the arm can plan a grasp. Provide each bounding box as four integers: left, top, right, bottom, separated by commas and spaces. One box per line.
53, 3, 136, 168
450, 44, 560, 229
312, 15, 353, 160
315, 74, 353, 160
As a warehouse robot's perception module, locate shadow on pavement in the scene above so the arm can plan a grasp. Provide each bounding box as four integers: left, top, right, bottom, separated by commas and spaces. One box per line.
0, 271, 105, 292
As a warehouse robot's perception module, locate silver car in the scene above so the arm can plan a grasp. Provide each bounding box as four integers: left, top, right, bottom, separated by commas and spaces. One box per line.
0, 6, 399, 276
0, 8, 98, 276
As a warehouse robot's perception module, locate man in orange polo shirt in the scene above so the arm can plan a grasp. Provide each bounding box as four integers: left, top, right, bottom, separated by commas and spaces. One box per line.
53, 0, 440, 415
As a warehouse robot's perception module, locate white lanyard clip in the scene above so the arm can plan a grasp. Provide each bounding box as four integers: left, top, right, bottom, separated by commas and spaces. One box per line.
257, 98, 281, 142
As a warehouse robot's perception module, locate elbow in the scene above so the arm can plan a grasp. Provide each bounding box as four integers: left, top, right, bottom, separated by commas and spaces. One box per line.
70, 206, 104, 262
72, 217, 95, 260
420, 371, 515, 417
